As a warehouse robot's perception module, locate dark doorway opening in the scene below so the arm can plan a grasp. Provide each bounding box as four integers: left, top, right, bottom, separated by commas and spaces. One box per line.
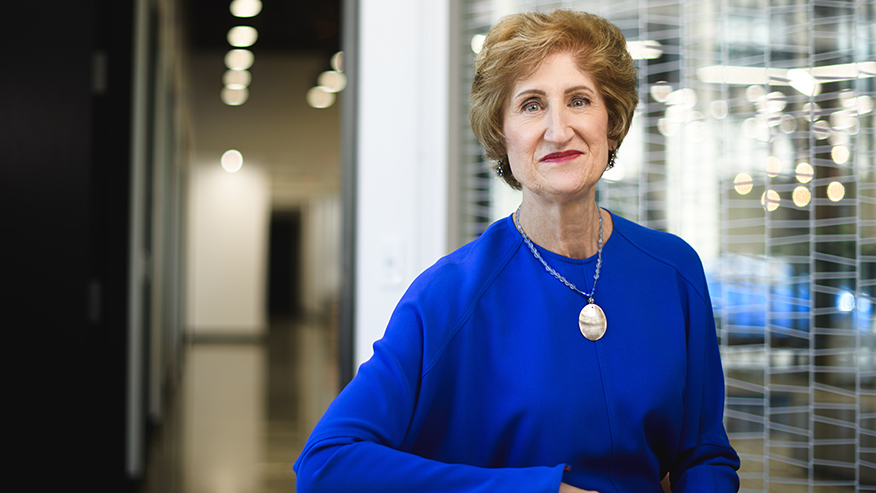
268, 210, 302, 318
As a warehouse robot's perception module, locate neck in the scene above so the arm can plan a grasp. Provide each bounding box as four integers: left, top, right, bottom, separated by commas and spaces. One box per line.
516, 192, 612, 259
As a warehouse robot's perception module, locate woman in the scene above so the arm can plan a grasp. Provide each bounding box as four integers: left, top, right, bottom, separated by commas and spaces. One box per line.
294, 10, 740, 493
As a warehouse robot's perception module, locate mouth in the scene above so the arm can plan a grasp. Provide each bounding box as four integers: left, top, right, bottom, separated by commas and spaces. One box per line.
540, 150, 583, 163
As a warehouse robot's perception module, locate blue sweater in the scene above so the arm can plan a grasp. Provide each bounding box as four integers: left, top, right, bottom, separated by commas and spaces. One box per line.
294, 212, 740, 492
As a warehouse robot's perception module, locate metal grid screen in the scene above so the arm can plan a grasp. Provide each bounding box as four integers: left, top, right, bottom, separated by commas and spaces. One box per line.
458, 0, 875, 491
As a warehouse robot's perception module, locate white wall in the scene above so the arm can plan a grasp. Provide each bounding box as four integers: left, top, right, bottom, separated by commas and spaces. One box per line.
186, 159, 270, 335
355, 0, 451, 366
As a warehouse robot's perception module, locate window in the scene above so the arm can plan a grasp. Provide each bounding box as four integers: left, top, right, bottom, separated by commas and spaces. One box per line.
458, 1, 875, 490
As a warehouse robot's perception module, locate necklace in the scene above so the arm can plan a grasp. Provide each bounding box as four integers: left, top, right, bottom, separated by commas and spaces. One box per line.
513, 205, 608, 341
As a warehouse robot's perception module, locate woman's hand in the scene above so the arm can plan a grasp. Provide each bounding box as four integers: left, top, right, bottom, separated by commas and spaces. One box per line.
559, 482, 600, 493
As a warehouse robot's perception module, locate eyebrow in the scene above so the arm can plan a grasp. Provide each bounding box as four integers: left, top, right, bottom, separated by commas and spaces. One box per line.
513, 85, 595, 100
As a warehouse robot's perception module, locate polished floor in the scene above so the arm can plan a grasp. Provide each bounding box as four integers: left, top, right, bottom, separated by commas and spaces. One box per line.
139, 316, 339, 493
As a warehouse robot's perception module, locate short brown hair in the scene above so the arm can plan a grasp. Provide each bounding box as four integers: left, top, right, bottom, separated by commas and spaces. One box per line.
469, 10, 638, 189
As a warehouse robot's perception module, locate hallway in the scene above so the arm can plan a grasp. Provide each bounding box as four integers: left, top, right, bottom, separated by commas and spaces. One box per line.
139, 316, 339, 493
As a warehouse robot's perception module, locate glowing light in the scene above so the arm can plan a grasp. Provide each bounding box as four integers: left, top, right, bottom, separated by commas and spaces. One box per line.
306, 86, 335, 109
802, 102, 821, 122
792, 186, 811, 207
831, 146, 850, 165
710, 100, 728, 120
225, 49, 254, 70
734, 173, 753, 195
471, 34, 486, 54
666, 88, 697, 108
837, 292, 856, 312
221, 149, 243, 173
746, 85, 765, 103
764, 91, 786, 114
812, 120, 830, 140
742, 116, 771, 142
827, 181, 845, 202
222, 69, 251, 89
766, 156, 781, 177
696, 62, 876, 87
854, 95, 874, 114
761, 190, 780, 211
650, 82, 672, 103
230, 0, 262, 18
331, 51, 344, 72
317, 70, 347, 92
221, 87, 249, 105
795, 162, 813, 183
227, 26, 258, 47
627, 40, 662, 60
657, 118, 678, 137
788, 68, 821, 96
830, 110, 856, 131
829, 132, 851, 147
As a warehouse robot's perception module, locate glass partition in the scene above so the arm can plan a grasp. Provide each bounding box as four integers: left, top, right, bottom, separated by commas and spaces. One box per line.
457, 0, 875, 491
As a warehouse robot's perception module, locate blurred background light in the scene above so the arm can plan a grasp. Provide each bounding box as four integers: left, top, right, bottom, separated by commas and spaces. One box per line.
710, 100, 728, 119
221, 87, 249, 106
317, 70, 347, 92
795, 162, 813, 183
230, 0, 262, 18
650, 82, 672, 103
837, 292, 856, 312
761, 190, 780, 211
627, 40, 662, 60
221, 149, 244, 173
470, 34, 485, 54
223, 69, 251, 89
228, 26, 258, 48
734, 173, 753, 195
225, 49, 254, 70
854, 95, 874, 114
306, 86, 335, 109
812, 120, 830, 139
766, 156, 781, 177
832, 145, 850, 165
788, 68, 821, 96
827, 181, 845, 202
331, 51, 344, 72
792, 186, 811, 207
802, 102, 821, 122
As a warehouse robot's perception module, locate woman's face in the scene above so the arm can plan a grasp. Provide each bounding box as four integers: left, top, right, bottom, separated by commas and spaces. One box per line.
503, 51, 615, 203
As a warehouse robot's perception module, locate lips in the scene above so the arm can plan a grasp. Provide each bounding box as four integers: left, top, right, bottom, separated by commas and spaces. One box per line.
540, 150, 583, 162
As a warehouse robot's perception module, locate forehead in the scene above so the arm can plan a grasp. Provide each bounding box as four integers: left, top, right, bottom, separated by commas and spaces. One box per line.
509, 51, 597, 95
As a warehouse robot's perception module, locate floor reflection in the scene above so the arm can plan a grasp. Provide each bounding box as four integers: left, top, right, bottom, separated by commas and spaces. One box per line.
140, 316, 338, 493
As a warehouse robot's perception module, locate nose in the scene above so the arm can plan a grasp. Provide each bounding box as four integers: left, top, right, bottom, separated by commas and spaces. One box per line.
543, 106, 573, 145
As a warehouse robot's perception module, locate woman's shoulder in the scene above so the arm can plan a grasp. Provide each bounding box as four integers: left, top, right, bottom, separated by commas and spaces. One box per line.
610, 212, 707, 287
406, 215, 520, 300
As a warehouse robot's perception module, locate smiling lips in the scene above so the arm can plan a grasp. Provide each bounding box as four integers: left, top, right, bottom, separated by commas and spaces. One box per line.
540, 150, 583, 163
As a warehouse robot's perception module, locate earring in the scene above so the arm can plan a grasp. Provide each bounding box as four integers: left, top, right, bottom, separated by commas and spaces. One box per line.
496, 160, 504, 177
607, 150, 616, 170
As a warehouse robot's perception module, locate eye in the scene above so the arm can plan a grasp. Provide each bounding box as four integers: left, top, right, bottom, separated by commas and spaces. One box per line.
522, 99, 542, 113
571, 96, 590, 107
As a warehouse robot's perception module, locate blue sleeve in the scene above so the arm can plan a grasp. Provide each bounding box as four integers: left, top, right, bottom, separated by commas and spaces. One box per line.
292, 297, 567, 493
669, 273, 740, 492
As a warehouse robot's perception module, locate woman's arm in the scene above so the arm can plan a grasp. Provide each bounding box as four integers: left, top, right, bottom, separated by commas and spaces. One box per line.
667, 287, 740, 492
293, 299, 567, 493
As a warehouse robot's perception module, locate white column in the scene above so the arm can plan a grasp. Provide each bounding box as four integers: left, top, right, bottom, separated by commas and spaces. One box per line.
355, 0, 451, 367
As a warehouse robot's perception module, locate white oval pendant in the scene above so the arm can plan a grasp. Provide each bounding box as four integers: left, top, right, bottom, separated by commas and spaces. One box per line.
578, 303, 607, 341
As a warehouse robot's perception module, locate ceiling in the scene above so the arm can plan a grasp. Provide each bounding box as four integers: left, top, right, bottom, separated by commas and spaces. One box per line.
183, 0, 344, 208
185, 0, 341, 54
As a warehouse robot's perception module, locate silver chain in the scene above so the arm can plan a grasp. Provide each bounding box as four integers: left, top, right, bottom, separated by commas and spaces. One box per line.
513, 205, 603, 304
